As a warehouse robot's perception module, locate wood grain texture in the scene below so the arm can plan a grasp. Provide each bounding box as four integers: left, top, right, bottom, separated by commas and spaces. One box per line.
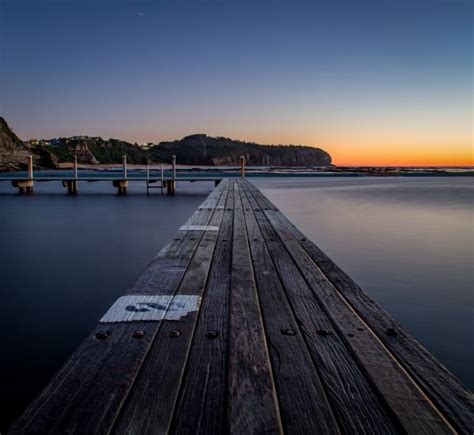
238, 180, 340, 434
169, 185, 235, 435
240, 180, 398, 434
244, 179, 474, 434
9, 180, 229, 435
112, 180, 231, 434
227, 181, 282, 434
244, 179, 454, 434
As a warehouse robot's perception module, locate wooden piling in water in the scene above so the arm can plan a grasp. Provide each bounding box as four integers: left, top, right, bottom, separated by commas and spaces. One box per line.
11, 155, 34, 194
63, 180, 78, 195
111, 155, 129, 194
164, 155, 177, 195
63, 156, 79, 194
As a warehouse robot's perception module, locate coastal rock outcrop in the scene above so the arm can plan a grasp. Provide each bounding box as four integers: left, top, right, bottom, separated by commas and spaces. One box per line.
0, 117, 31, 171
150, 134, 332, 166
0, 118, 332, 169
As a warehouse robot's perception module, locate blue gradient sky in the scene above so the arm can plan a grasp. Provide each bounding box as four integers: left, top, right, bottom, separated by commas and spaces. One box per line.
1, 0, 472, 165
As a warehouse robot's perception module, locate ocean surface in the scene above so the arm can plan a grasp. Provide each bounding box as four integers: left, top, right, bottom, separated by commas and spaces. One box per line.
0, 176, 472, 430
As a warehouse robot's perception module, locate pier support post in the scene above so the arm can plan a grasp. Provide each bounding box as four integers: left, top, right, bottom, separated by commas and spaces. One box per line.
240, 155, 245, 178
63, 156, 79, 194
113, 179, 128, 195
111, 155, 129, 194
12, 155, 34, 194
63, 180, 78, 195
164, 179, 175, 195
12, 179, 34, 194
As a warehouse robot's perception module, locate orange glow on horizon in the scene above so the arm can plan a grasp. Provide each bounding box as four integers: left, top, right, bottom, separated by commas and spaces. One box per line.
328, 147, 473, 167
325, 142, 473, 167
243, 136, 473, 167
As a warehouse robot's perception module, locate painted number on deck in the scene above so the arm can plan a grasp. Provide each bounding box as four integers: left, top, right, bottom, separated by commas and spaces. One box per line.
100, 295, 201, 323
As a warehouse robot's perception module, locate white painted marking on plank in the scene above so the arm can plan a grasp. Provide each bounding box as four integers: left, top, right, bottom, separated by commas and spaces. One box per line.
179, 225, 219, 231
100, 295, 201, 323
199, 205, 224, 209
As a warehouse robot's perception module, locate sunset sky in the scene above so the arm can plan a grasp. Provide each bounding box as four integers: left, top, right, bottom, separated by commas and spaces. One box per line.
0, 0, 472, 166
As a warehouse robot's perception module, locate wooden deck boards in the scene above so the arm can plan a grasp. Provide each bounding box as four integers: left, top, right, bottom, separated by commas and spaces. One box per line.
10, 178, 473, 434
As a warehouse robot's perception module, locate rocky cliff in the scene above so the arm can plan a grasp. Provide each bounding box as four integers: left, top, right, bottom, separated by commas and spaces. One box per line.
150, 134, 332, 166
0, 117, 31, 171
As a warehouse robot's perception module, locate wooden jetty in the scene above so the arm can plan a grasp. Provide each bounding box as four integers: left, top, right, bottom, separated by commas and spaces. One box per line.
9, 178, 473, 434
0, 154, 225, 195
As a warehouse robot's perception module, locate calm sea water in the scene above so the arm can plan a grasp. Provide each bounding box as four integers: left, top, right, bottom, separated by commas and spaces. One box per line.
0, 176, 472, 430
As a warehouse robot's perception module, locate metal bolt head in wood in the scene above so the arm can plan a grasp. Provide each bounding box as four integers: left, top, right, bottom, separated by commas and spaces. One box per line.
281, 328, 297, 336
95, 330, 109, 340
316, 329, 332, 336
132, 330, 146, 339
386, 328, 398, 337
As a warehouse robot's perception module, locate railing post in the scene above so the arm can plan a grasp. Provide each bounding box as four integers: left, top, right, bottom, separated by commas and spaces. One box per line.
74, 155, 78, 180
161, 163, 164, 195
28, 155, 33, 180
123, 155, 128, 180
171, 155, 176, 195
240, 155, 245, 178
172, 155, 176, 181
146, 161, 150, 195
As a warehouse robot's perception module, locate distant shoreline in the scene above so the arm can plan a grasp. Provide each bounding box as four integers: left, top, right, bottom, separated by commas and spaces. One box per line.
1, 165, 473, 177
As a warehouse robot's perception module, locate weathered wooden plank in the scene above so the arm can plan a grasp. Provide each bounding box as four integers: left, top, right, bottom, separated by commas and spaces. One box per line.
240, 179, 398, 434
227, 181, 282, 434
237, 180, 340, 434
9, 180, 229, 435
112, 180, 231, 434
244, 179, 474, 434
169, 185, 235, 434
243, 179, 455, 434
